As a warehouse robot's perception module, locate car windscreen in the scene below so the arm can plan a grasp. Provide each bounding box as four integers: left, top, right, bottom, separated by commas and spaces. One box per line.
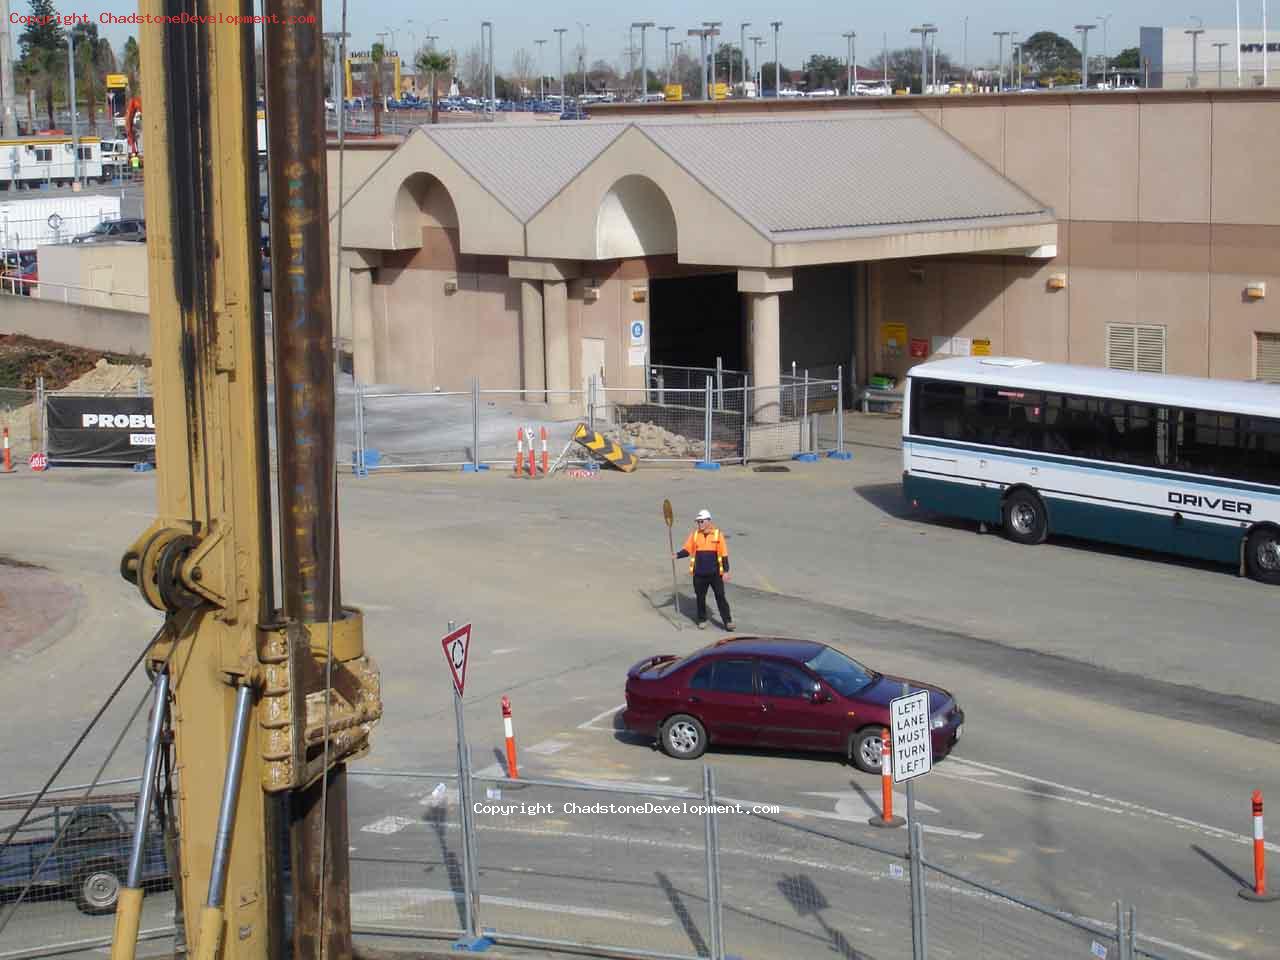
803, 646, 877, 697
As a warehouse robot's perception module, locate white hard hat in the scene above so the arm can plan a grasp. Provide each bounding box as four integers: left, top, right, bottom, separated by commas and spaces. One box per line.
695, 509, 712, 521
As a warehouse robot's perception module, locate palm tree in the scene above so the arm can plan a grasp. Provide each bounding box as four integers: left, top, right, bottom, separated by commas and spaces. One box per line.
416, 50, 451, 124
371, 43, 384, 137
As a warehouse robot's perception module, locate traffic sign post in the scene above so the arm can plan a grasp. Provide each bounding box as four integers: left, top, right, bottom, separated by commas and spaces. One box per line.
441, 621, 491, 952
891, 682, 931, 960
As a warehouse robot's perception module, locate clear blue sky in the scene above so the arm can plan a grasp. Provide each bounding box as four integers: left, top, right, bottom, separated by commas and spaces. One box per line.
8, 0, 1262, 70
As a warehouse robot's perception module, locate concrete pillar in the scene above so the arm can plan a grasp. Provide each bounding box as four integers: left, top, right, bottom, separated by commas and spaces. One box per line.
748, 292, 782, 423
350, 267, 375, 384
738, 269, 793, 425
520, 279, 545, 402
544, 279, 571, 408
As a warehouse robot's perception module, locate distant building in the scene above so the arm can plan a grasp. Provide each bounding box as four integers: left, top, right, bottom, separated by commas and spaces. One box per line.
1140, 26, 1279, 88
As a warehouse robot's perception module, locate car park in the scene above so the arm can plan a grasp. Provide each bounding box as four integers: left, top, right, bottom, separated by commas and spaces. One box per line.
623, 636, 963, 770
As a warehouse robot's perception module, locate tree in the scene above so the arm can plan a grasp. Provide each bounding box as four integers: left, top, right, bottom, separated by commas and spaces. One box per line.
803, 54, 843, 91
371, 42, 384, 136
587, 59, 620, 96
71, 22, 114, 134
417, 50, 451, 123
122, 37, 139, 95
713, 43, 747, 88
758, 62, 792, 93
867, 48, 955, 92
1020, 31, 1081, 77
1110, 46, 1140, 69
460, 44, 485, 96
510, 48, 535, 100
16, 0, 64, 130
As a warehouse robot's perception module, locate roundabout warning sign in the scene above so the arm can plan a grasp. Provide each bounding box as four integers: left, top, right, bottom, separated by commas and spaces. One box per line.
441, 622, 472, 697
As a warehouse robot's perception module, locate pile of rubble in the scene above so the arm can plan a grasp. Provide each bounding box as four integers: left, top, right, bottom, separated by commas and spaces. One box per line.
1, 359, 151, 456
607, 421, 705, 459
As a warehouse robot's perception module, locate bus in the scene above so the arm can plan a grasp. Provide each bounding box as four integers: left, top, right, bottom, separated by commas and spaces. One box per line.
901, 356, 1280, 584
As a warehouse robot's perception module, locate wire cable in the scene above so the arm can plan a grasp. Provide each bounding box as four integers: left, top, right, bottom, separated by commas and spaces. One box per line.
0, 616, 187, 938
0, 619, 170, 858
315, 3, 350, 955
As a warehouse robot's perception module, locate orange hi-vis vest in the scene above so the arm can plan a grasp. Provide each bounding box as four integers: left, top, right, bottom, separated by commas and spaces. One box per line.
681, 527, 728, 576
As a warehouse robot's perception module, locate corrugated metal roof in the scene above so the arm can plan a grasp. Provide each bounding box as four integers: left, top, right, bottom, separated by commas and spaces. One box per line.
416, 114, 1053, 238
420, 121, 631, 222
634, 114, 1051, 236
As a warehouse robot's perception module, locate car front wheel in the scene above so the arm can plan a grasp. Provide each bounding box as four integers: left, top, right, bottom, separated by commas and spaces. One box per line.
661, 714, 707, 760
74, 862, 122, 915
850, 728, 885, 774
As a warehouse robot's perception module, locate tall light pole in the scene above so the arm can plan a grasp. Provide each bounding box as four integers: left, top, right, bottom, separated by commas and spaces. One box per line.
843, 31, 855, 94
1010, 31, 1019, 88
633, 22, 654, 99
0, 0, 16, 138
671, 40, 684, 91
661, 26, 674, 87
66, 32, 78, 183
1097, 14, 1112, 87
750, 36, 764, 93
913, 24, 938, 94
535, 38, 546, 99
554, 27, 567, 103
383, 26, 399, 55
689, 28, 712, 100
578, 22, 590, 96
1075, 23, 1096, 89
1236, 0, 1243, 86
962, 16, 969, 87
740, 22, 751, 93
1186, 23, 1206, 87
1264, 0, 1270, 87
703, 21, 723, 93
1213, 40, 1230, 86
771, 21, 782, 97
992, 30, 1010, 92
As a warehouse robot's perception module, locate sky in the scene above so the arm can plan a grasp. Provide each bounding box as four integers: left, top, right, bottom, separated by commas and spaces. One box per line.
5, 0, 1268, 71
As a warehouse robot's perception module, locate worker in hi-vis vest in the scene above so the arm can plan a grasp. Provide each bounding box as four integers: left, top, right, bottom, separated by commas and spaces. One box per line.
673, 509, 735, 631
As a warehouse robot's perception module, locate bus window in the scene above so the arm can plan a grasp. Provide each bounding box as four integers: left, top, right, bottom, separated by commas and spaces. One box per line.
913, 380, 967, 440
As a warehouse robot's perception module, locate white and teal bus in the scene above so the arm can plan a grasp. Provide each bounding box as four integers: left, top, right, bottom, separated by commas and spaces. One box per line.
902, 357, 1280, 584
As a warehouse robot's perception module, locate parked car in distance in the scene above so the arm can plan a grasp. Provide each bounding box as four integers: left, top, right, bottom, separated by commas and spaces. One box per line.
71, 218, 146, 244
623, 637, 964, 770
1, 249, 37, 295
0, 796, 170, 915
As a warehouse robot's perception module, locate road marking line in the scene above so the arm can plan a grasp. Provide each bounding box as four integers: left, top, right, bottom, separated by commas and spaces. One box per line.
577, 702, 626, 730
952, 757, 1280, 853
349, 887, 673, 928
360, 815, 416, 834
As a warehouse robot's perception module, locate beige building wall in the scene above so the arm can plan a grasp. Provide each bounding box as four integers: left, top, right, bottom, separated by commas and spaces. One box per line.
34, 241, 150, 313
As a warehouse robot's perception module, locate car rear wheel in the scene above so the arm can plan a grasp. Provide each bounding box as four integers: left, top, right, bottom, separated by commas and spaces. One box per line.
661, 714, 707, 760
74, 862, 122, 915
850, 728, 885, 774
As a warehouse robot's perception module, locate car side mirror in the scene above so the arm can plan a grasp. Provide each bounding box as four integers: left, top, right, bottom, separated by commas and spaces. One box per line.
811, 689, 832, 704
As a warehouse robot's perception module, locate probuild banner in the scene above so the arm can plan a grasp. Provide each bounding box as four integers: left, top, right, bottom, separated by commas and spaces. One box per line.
45, 395, 157, 466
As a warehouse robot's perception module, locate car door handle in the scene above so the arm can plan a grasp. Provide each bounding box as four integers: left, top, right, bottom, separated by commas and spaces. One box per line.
760, 703, 770, 712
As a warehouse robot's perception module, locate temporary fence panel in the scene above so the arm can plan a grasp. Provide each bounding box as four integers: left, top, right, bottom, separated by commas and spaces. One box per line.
474, 388, 586, 472
345, 771, 467, 939
468, 774, 708, 960
358, 389, 475, 471
593, 386, 715, 463
43, 392, 155, 467
0, 781, 178, 960
0, 388, 37, 464
649, 360, 747, 398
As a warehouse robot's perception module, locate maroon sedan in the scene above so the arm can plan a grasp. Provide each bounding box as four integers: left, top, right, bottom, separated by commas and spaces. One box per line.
623, 637, 964, 772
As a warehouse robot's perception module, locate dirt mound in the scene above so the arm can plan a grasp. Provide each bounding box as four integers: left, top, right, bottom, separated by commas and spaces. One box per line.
0, 334, 149, 392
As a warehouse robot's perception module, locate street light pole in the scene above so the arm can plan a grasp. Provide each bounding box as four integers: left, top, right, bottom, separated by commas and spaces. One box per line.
1098, 14, 1112, 87
740, 22, 751, 94
661, 26, 674, 88
578, 22, 589, 97
771, 21, 782, 97
1213, 41, 1229, 86
913, 24, 938, 94
1186, 24, 1205, 87
751, 36, 763, 93
535, 39, 546, 100
633, 22, 654, 99
554, 27, 567, 104
66, 32, 78, 184
1074, 24, 1096, 89
843, 31, 855, 95
703, 21, 722, 94
963, 16, 969, 87
992, 31, 1010, 92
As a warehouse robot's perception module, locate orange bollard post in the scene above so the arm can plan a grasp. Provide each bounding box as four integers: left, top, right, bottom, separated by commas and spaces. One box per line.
501, 695, 519, 778
2, 427, 11, 473
514, 428, 524, 476
527, 442, 536, 477
869, 727, 905, 828
541, 426, 549, 476
1242, 790, 1280, 901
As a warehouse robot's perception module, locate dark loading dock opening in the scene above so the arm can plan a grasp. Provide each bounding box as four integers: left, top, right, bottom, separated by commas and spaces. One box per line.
648, 273, 743, 371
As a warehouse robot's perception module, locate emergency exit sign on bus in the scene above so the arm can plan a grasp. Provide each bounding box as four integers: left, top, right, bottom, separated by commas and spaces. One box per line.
890, 690, 932, 783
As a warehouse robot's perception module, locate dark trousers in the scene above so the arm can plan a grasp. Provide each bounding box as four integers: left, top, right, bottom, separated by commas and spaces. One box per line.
693, 574, 732, 624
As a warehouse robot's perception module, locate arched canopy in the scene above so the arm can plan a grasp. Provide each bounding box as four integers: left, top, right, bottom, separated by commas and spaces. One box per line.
594, 175, 678, 260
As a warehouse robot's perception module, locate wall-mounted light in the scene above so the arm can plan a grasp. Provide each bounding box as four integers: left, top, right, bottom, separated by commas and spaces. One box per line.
444, 277, 458, 294
1246, 282, 1266, 301
908, 265, 925, 282
1047, 273, 1067, 291
631, 286, 648, 303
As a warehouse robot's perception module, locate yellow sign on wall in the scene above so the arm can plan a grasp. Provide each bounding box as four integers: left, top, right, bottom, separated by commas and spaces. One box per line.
664, 84, 683, 101
882, 322, 908, 351
972, 338, 992, 356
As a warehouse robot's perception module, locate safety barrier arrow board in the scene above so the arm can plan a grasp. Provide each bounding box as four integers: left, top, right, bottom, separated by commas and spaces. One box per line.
572, 423, 638, 473
441, 623, 472, 696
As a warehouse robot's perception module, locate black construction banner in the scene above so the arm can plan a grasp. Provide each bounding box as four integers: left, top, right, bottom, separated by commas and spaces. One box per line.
45, 395, 157, 466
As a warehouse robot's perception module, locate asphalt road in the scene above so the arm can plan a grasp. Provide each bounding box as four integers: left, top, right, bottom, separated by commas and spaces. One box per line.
0, 421, 1277, 959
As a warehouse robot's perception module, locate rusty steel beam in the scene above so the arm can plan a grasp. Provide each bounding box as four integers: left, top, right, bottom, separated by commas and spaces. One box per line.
261, 0, 352, 956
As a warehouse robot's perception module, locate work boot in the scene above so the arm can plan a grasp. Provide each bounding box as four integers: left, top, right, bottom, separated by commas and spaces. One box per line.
697, 620, 707, 630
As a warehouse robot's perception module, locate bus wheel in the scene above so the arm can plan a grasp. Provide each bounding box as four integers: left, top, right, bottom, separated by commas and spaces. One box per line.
1245, 528, 1280, 585
1002, 490, 1046, 545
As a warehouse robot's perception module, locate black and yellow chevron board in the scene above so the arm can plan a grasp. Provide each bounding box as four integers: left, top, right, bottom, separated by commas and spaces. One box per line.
572, 423, 639, 473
